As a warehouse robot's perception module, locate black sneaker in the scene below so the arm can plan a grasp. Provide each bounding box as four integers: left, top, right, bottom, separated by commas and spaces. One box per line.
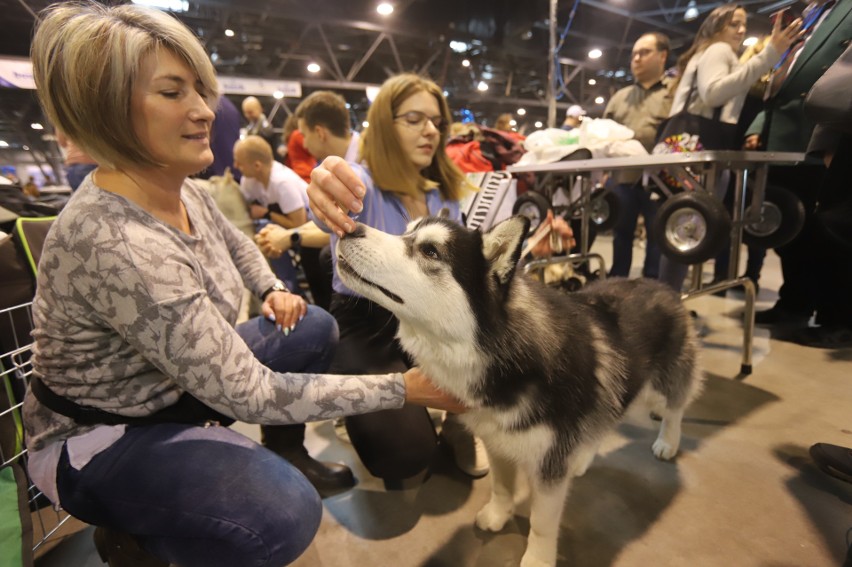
754, 304, 810, 326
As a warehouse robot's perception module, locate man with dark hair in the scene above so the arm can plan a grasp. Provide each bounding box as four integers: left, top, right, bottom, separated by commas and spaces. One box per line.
296, 91, 360, 163
603, 32, 673, 279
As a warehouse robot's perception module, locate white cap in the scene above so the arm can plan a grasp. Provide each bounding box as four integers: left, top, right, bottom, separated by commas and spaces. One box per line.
566, 105, 587, 118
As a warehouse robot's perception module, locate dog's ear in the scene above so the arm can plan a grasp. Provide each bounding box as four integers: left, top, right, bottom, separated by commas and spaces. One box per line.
482, 216, 530, 285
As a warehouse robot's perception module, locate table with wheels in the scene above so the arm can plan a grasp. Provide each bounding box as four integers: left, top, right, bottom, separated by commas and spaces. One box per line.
509, 150, 806, 375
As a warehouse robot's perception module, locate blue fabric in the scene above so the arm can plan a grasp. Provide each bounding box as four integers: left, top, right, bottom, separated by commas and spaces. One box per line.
609, 183, 661, 278
64, 163, 97, 191
324, 163, 461, 295
53, 307, 337, 567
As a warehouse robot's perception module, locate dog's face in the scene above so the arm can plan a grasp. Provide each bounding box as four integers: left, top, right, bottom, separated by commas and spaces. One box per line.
335, 214, 530, 338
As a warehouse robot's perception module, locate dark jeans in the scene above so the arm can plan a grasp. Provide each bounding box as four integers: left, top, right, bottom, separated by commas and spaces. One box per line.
54, 306, 338, 566
329, 294, 438, 481
609, 182, 661, 278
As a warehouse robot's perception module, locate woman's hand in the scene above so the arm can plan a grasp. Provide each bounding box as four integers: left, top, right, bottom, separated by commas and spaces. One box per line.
262, 291, 307, 336
306, 156, 366, 237
530, 210, 576, 258
403, 367, 468, 414
768, 14, 803, 55
255, 224, 292, 259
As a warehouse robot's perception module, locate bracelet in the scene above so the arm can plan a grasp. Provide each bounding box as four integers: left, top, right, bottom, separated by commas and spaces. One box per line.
261, 279, 288, 301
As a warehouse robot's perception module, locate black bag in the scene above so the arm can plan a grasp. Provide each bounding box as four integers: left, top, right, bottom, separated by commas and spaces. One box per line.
652, 72, 739, 153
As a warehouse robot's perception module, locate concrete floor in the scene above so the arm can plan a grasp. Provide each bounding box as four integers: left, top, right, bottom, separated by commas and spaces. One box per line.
34, 235, 852, 567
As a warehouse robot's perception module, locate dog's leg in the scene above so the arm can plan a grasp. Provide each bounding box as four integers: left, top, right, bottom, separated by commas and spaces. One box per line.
475, 450, 516, 532
521, 475, 571, 567
567, 441, 599, 477
652, 406, 684, 460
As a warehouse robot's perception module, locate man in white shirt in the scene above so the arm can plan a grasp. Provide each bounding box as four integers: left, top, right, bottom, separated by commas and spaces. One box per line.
233, 135, 307, 229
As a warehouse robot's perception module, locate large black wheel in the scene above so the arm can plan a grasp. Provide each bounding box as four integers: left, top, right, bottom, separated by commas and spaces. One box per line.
588, 187, 621, 231
512, 191, 552, 233
742, 185, 806, 250
653, 191, 731, 264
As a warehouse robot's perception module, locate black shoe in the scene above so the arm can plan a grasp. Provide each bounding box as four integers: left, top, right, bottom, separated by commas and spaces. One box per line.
276, 448, 356, 494
809, 443, 852, 484
754, 304, 810, 326
93, 527, 169, 567
789, 326, 852, 349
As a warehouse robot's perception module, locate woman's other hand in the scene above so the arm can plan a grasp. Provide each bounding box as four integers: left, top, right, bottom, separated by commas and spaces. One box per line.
306, 156, 366, 238
262, 291, 307, 335
403, 367, 468, 414
530, 210, 576, 258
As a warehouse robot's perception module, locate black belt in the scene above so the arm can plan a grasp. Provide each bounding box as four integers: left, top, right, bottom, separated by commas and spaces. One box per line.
30, 376, 235, 427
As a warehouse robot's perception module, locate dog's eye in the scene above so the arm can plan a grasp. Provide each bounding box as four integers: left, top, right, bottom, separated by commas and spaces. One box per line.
419, 243, 440, 260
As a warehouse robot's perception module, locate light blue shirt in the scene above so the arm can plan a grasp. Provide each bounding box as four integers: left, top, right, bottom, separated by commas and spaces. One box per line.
315, 162, 461, 296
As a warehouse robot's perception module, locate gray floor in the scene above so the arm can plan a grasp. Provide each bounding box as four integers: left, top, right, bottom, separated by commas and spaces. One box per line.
34, 235, 852, 567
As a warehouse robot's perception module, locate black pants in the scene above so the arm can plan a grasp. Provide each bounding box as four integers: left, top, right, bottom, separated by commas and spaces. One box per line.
765, 163, 826, 315
329, 294, 438, 480
299, 245, 333, 311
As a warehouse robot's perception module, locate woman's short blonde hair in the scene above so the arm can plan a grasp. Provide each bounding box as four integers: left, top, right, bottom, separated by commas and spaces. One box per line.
31, 2, 218, 170
360, 73, 466, 201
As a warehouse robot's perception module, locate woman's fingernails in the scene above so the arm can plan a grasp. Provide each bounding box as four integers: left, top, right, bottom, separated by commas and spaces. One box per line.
350, 200, 363, 213
276, 324, 282, 332
299, 314, 304, 321
289, 324, 296, 332
284, 327, 290, 337
344, 221, 355, 233
267, 314, 276, 322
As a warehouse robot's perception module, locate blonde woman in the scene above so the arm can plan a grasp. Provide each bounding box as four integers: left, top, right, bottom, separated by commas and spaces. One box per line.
25, 4, 464, 566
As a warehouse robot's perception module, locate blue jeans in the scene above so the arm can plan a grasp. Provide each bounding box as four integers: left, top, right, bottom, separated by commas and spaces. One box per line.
609, 182, 661, 278
54, 306, 338, 567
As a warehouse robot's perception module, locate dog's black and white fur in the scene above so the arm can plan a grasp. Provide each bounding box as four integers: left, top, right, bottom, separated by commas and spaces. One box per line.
336, 214, 702, 567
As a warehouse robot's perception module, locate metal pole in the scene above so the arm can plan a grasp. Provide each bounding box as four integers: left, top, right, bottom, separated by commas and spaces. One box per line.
548, 0, 557, 128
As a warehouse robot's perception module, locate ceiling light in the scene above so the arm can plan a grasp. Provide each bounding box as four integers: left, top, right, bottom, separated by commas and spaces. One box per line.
476, 81, 488, 92
31, 123, 43, 130
595, 96, 605, 104
23, 145, 29, 151
449, 41, 470, 53
462, 59, 471, 68
684, 0, 699, 21
443, 90, 449, 97
376, 3, 393, 15
534, 121, 543, 128
509, 119, 517, 127
588, 49, 603, 59
517, 108, 526, 116
743, 36, 758, 47
273, 90, 284, 99
307, 63, 321, 73
362, 121, 369, 128
0, 141, 8, 148
224, 29, 235, 37
588, 79, 597, 85
131, 0, 188, 12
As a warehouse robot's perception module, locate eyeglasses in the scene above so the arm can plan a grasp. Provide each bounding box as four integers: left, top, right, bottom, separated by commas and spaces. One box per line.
394, 111, 446, 132
631, 48, 659, 59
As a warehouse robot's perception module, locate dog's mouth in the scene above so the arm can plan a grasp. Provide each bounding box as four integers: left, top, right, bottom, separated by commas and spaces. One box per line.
337, 256, 404, 304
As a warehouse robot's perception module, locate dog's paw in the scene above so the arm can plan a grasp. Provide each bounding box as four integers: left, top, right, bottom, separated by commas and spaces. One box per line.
652, 439, 678, 460
519, 551, 554, 567
474, 502, 512, 532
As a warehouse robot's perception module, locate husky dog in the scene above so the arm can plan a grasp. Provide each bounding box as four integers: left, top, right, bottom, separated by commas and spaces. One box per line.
336, 214, 702, 567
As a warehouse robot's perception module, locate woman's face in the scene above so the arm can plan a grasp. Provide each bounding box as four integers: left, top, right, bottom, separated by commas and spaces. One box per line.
131, 48, 215, 176
393, 90, 443, 170
718, 9, 748, 51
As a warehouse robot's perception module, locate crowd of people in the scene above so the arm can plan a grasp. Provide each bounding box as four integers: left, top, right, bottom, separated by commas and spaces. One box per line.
14, 0, 851, 566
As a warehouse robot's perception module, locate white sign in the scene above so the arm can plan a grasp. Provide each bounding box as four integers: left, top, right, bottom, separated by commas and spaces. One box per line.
0, 57, 36, 89
217, 76, 302, 98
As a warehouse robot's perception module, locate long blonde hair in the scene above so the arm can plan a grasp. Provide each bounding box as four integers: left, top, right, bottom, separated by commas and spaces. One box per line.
360, 73, 466, 201
672, 4, 744, 92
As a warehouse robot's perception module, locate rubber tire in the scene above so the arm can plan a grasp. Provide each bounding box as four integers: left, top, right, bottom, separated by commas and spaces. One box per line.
742, 185, 806, 250
653, 191, 731, 264
512, 191, 552, 233
588, 187, 620, 231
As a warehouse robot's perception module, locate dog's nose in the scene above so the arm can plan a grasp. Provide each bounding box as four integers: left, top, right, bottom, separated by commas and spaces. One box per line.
345, 223, 366, 239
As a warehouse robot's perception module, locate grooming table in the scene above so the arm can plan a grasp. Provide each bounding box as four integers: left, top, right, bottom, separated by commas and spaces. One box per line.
510, 151, 805, 375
